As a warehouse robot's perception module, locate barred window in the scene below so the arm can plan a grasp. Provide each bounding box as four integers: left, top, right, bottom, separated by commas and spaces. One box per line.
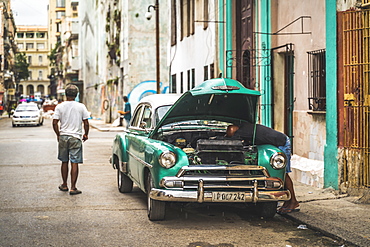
171, 74, 177, 93
308, 49, 326, 111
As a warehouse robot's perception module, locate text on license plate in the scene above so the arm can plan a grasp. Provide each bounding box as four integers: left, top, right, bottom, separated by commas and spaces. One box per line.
212, 192, 246, 202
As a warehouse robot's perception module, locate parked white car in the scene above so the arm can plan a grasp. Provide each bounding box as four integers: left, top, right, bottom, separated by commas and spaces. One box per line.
12, 103, 44, 127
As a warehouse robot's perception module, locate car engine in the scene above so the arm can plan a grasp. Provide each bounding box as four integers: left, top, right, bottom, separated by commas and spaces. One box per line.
163, 131, 258, 166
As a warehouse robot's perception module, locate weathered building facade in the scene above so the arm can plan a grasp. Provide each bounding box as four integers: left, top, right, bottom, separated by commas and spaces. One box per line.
0, 0, 16, 112
169, 0, 217, 93
78, 0, 169, 122
15, 26, 49, 97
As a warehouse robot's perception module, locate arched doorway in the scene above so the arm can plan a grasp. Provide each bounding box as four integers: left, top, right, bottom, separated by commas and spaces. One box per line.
26, 85, 34, 95
18, 85, 24, 95
37, 85, 44, 95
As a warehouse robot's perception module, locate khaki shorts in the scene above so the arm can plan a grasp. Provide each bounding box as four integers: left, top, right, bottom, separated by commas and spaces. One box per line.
58, 135, 83, 163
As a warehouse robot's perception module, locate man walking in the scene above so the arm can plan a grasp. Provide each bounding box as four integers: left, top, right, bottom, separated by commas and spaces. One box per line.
52, 84, 90, 195
118, 96, 131, 127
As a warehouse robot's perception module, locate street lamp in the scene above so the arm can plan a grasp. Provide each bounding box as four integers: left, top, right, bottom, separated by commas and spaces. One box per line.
146, 0, 160, 94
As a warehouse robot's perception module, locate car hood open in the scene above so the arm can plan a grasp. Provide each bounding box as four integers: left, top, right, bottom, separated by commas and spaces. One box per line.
151, 78, 261, 136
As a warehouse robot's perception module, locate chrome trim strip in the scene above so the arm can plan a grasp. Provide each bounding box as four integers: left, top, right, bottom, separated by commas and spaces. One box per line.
166, 176, 268, 182
161, 176, 283, 190
150, 189, 291, 203
127, 150, 153, 168
176, 165, 269, 177
183, 184, 255, 189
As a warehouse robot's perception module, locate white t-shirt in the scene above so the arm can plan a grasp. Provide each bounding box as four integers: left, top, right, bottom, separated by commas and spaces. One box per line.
53, 101, 90, 139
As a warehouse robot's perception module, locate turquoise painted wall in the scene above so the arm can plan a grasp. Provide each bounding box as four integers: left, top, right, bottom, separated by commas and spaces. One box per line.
260, 0, 272, 127
324, 0, 338, 189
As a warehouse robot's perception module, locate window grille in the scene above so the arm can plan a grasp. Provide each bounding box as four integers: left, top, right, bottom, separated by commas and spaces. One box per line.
308, 49, 326, 111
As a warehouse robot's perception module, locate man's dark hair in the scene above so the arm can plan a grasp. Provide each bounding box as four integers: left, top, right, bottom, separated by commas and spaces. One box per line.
65, 84, 79, 98
123, 96, 128, 102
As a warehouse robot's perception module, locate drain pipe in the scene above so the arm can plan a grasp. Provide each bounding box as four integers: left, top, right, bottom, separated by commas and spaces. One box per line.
218, 0, 225, 77
226, 0, 232, 78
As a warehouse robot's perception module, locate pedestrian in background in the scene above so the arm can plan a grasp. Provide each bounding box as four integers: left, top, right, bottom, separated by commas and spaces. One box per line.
0, 101, 3, 116
52, 84, 90, 195
118, 96, 131, 127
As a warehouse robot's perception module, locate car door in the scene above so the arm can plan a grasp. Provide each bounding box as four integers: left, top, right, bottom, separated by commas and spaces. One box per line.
126, 104, 153, 186
136, 105, 154, 184
125, 104, 145, 184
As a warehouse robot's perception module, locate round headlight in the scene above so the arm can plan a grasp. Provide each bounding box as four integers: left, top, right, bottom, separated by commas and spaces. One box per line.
270, 152, 287, 170
159, 151, 176, 168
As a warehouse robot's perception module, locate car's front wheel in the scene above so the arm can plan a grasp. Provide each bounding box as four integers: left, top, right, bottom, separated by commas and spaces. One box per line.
257, 202, 277, 219
117, 167, 133, 193
146, 173, 165, 221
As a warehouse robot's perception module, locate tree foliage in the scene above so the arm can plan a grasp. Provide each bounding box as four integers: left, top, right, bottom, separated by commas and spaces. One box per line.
47, 42, 60, 66
14, 52, 29, 82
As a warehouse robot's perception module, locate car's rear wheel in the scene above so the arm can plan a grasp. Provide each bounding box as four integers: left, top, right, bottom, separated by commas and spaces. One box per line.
116, 163, 133, 193
146, 173, 165, 221
257, 202, 277, 219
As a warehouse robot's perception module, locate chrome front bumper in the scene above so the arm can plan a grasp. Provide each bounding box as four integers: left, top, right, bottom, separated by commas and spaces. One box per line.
150, 180, 291, 203
13, 118, 39, 125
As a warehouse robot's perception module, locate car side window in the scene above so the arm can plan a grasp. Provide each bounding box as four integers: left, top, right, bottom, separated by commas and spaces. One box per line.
131, 105, 144, 127
141, 106, 152, 128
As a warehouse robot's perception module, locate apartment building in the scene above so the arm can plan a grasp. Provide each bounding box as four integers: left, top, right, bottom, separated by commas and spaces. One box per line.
15, 26, 49, 97
48, 0, 80, 99
0, 0, 16, 111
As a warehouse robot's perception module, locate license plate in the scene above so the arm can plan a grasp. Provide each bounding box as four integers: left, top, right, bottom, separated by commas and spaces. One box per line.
212, 192, 246, 202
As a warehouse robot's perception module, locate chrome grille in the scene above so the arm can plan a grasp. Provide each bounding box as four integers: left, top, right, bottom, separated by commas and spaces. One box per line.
160, 165, 283, 191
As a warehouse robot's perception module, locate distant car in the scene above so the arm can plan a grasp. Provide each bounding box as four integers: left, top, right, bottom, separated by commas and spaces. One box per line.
111, 78, 291, 221
12, 103, 44, 127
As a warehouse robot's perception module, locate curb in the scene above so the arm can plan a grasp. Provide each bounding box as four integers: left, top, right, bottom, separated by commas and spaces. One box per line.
281, 213, 358, 247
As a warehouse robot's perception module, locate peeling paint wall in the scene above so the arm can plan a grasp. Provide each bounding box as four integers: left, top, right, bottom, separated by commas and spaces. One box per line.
79, 0, 103, 118
79, 0, 169, 121
122, 1, 169, 95
270, 0, 326, 162
293, 111, 326, 161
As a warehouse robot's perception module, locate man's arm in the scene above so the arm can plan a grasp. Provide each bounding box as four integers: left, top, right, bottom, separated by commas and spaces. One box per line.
52, 119, 60, 142
82, 119, 89, 142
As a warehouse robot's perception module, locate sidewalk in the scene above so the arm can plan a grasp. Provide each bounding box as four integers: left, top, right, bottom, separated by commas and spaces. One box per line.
289, 181, 370, 246
90, 119, 370, 246
89, 119, 126, 132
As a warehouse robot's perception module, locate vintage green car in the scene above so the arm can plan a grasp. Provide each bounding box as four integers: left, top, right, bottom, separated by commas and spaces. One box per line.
111, 78, 291, 220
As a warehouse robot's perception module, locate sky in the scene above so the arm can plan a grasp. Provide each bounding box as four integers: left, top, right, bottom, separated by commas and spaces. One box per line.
11, 0, 48, 26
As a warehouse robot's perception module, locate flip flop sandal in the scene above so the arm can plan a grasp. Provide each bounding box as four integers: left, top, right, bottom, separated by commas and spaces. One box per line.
69, 189, 82, 195
277, 206, 287, 213
59, 185, 69, 192
278, 207, 300, 215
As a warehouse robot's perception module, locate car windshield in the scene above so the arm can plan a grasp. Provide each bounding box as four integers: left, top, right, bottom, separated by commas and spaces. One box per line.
155, 105, 172, 124
16, 105, 39, 112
